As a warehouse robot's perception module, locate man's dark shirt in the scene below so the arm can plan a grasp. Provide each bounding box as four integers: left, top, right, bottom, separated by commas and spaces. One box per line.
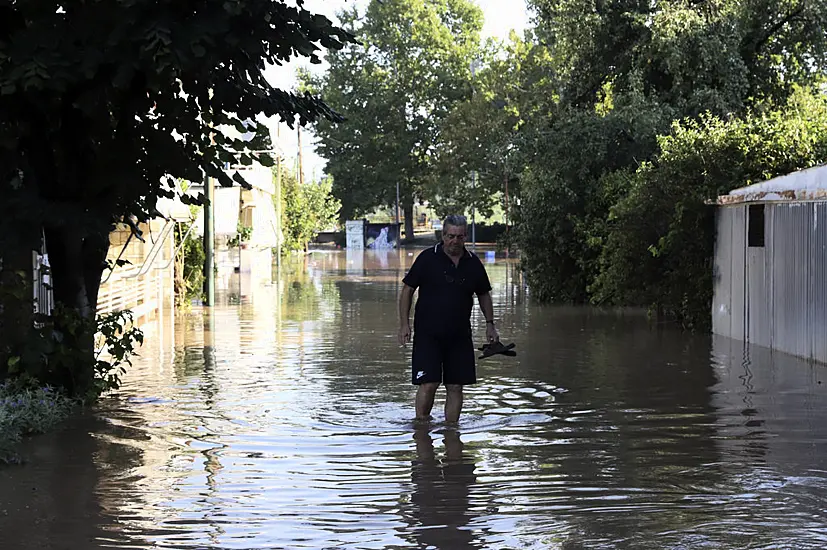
402, 243, 492, 336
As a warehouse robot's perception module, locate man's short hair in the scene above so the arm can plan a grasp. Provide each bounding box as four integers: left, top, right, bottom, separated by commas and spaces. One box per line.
443, 214, 467, 228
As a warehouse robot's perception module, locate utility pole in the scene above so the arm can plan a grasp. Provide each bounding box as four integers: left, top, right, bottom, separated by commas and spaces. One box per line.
504, 169, 510, 258
297, 124, 304, 186
275, 122, 282, 271
395, 180, 401, 241
276, 154, 282, 269
203, 173, 215, 306
469, 58, 482, 250
203, 92, 216, 307
471, 171, 477, 249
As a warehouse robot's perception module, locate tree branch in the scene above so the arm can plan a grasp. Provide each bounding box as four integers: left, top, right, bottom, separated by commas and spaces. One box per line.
748, 7, 806, 60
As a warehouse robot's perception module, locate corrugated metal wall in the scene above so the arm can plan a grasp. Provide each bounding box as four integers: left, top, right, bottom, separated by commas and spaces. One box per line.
712, 206, 748, 339
771, 204, 813, 360
730, 207, 747, 339
746, 244, 770, 348
811, 203, 827, 363
715, 201, 827, 364
712, 207, 735, 337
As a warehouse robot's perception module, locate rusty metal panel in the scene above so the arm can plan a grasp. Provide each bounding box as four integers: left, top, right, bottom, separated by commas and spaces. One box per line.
812, 202, 827, 363
715, 164, 827, 205
729, 206, 747, 340
712, 207, 734, 337
771, 204, 812, 360
717, 188, 827, 205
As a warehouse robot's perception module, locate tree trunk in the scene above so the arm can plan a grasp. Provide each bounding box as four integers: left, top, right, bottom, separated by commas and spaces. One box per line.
404, 202, 415, 242
45, 226, 93, 319
43, 225, 108, 395
82, 231, 109, 315
0, 245, 35, 379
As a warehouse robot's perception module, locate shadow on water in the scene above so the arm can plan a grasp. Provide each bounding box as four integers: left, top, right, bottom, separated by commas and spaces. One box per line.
1, 251, 827, 549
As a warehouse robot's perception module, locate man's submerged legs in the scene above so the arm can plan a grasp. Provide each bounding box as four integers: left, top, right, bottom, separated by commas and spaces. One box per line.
415, 382, 440, 421
445, 384, 464, 423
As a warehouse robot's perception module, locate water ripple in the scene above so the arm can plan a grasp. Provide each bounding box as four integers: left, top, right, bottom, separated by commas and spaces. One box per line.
2, 257, 827, 549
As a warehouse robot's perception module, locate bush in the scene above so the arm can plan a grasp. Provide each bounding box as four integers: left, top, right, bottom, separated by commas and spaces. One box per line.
0, 382, 74, 464
5, 307, 143, 402
515, 99, 671, 303
277, 169, 341, 254
516, 84, 827, 330
591, 86, 827, 328
472, 222, 507, 244
175, 218, 206, 306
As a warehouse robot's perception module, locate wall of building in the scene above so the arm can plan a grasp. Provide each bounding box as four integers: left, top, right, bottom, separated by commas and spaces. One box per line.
189, 166, 279, 293
713, 201, 827, 364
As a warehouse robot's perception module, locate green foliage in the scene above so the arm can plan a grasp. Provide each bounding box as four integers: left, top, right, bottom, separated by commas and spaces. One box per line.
3, 306, 143, 402
528, 0, 827, 111
0, 263, 34, 379
431, 35, 530, 219
227, 221, 253, 248
0, 382, 74, 465
1, 1, 354, 229
515, 0, 827, 329
277, 168, 341, 253
305, 0, 484, 233
93, 310, 145, 399
174, 216, 206, 307
591, 86, 827, 328
515, 95, 672, 302
0, 1, 354, 382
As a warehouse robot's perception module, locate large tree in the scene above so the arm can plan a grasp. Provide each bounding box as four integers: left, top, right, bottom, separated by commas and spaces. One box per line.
0, 0, 353, 391
305, 0, 484, 239
515, 0, 827, 313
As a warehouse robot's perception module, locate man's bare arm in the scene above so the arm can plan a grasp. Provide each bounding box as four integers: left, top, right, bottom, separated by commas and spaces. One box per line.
478, 292, 494, 322
478, 292, 499, 342
398, 284, 416, 345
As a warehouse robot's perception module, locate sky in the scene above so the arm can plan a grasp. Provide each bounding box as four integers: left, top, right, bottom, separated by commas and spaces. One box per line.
263, 0, 531, 183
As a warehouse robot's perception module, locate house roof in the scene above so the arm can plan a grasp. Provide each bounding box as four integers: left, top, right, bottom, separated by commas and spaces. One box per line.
715, 164, 827, 205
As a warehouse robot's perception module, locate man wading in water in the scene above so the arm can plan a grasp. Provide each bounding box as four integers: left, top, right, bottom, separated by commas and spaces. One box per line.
397, 215, 499, 423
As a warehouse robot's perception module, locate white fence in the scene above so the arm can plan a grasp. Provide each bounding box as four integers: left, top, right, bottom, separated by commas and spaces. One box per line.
31, 219, 176, 326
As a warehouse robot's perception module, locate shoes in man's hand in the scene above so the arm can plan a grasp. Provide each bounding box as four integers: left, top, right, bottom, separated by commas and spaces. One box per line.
478, 341, 517, 359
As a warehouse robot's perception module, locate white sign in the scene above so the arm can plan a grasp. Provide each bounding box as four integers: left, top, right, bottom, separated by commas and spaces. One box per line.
346, 220, 365, 250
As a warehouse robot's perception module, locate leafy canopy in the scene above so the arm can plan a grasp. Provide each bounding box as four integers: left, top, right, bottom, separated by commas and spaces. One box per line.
0, 0, 354, 244
0, 0, 354, 394
514, 0, 827, 325
277, 168, 341, 253
304, 0, 484, 224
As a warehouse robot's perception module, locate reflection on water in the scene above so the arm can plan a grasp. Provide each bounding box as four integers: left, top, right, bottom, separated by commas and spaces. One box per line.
406, 429, 479, 550
1, 249, 827, 549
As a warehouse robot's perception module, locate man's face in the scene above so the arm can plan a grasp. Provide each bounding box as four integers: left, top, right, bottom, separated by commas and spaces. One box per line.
442, 224, 467, 254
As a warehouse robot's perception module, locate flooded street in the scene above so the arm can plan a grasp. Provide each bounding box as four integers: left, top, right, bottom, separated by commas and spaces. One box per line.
2, 249, 827, 549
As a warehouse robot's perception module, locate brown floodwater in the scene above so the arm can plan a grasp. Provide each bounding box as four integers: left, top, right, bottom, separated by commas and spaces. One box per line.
1, 248, 827, 549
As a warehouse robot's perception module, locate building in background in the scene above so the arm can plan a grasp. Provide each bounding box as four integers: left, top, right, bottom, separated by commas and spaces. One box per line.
712, 165, 827, 364
189, 164, 280, 300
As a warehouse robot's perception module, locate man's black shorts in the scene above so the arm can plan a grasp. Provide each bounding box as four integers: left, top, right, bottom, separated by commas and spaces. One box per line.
411, 330, 476, 385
